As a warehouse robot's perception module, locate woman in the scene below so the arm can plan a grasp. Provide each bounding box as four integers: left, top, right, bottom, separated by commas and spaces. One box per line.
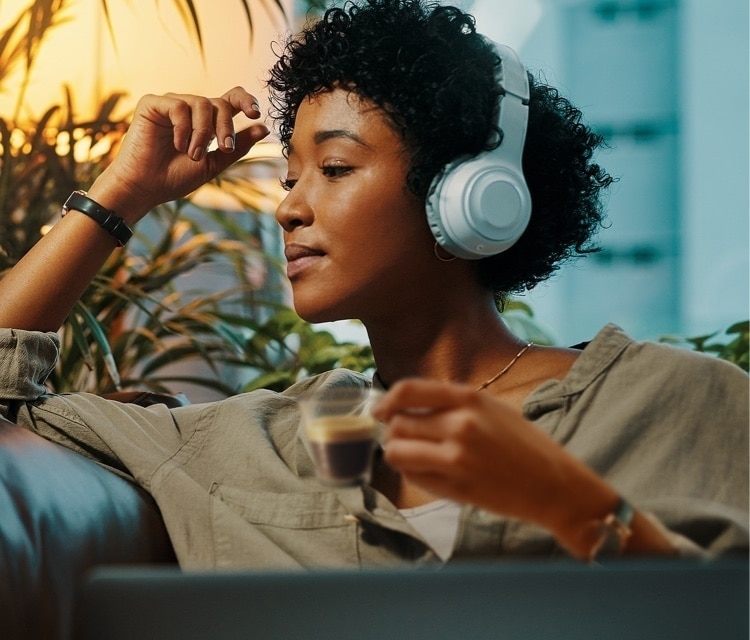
0, 0, 746, 568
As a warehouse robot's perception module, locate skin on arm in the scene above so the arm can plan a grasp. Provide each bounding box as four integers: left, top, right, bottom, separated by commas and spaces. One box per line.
374, 378, 677, 561
0, 87, 269, 333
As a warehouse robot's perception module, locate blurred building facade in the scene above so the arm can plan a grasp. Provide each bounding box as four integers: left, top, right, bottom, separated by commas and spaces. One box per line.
468, 0, 748, 344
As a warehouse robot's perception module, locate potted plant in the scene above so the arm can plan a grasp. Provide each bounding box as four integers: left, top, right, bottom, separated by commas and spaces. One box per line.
0, 0, 374, 399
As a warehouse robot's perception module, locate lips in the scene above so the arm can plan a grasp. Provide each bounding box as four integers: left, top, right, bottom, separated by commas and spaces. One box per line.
284, 243, 325, 278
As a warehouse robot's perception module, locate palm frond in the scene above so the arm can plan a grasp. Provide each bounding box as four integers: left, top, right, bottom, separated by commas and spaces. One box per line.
0, 0, 382, 400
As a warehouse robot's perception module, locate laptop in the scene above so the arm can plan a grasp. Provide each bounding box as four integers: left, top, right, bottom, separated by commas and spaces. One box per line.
83, 559, 748, 640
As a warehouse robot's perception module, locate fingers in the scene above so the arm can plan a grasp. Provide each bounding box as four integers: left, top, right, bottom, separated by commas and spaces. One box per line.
221, 85, 263, 120
154, 87, 264, 162
374, 379, 488, 448
373, 378, 479, 422
376, 377, 521, 472
212, 86, 263, 156
207, 124, 270, 176
384, 434, 455, 469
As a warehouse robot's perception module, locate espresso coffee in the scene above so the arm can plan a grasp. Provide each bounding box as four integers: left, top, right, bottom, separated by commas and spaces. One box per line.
306, 415, 378, 485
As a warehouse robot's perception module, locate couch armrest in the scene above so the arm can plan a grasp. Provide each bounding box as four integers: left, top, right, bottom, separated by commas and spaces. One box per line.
0, 416, 175, 640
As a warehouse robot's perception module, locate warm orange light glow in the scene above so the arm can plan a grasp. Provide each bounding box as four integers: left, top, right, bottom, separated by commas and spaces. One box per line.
0, 0, 291, 123
190, 140, 287, 212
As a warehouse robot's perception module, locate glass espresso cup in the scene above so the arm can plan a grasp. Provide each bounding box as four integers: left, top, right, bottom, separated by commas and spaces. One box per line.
299, 387, 382, 486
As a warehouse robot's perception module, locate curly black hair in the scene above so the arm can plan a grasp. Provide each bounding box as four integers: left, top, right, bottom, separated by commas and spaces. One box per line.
267, 0, 613, 302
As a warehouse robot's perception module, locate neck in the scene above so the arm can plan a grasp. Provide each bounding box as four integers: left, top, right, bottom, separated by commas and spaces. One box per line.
364, 292, 528, 391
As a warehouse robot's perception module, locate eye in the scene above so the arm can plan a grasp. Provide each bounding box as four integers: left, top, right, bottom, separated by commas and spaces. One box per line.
322, 164, 353, 179
279, 177, 297, 192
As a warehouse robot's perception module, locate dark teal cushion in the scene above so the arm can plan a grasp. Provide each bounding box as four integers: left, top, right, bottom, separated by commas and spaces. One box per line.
0, 417, 175, 640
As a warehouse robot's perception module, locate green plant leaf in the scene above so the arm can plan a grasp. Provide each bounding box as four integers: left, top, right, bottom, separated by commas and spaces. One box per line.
71, 300, 121, 388
659, 320, 749, 372
0, 0, 388, 400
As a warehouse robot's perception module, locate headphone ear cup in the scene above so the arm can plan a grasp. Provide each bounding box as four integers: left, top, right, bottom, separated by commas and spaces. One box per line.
426, 152, 531, 260
426, 41, 531, 260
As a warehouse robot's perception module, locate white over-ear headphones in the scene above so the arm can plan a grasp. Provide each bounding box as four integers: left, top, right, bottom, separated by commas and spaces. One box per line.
425, 42, 531, 260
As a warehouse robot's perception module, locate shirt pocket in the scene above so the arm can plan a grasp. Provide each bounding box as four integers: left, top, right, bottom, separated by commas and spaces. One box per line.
209, 483, 361, 569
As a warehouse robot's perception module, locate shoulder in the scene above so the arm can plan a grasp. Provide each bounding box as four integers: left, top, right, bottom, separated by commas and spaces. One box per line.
281, 368, 372, 398
219, 368, 372, 413
574, 324, 748, 429
596, 323, 748, 389
582, 323, 746, 377
529, 323, 747, 422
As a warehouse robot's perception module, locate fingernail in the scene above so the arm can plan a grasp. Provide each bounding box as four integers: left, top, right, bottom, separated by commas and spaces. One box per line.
252, 103, 260, 114
192, 146, 206, 161
224, 136, 235, 151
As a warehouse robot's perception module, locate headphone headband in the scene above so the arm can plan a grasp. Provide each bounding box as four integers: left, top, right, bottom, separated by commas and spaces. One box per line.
493, 43, 530, 162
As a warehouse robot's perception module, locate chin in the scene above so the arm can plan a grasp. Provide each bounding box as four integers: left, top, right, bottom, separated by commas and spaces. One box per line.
290, 284, 366, 325
292, 301, 346, 325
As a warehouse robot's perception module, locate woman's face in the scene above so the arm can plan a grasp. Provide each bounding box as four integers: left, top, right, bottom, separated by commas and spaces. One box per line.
275, 88, 437, 324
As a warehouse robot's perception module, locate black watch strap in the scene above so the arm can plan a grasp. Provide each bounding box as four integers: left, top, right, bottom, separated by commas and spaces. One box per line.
62, 190, 133, 247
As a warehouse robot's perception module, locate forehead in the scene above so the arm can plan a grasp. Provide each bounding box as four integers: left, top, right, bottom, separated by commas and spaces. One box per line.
288, 88, 403, 152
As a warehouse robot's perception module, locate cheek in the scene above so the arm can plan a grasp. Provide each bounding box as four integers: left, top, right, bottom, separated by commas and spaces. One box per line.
340, 203, 427, 266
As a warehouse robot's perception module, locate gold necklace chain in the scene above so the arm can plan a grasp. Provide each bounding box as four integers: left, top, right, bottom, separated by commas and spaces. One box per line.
372, 341, 533, 391
475, 341, 533, 391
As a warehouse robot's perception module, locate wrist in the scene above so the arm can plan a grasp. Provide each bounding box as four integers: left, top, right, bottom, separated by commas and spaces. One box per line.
62, 191, 133, 247
86, 172, 153, 226
539, 463, 629, 561
564, 496, 634, 562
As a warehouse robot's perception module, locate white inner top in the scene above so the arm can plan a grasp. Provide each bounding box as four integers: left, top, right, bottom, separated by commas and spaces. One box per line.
399, 499, 463, 562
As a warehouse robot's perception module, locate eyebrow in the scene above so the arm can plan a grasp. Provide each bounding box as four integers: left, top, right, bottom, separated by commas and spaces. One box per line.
314, 129, 369, 147
287, 129, 371, 155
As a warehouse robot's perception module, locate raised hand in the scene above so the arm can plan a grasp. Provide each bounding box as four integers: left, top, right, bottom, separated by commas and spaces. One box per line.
90, 87, 269, 224
0, 87, 269, 332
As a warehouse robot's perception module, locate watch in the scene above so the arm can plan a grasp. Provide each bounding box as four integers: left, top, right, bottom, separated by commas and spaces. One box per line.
62, 190, 133, 247
588, 497, 634, 562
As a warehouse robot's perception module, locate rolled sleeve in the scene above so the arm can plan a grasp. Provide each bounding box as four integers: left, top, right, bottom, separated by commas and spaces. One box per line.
0, 329, 60, 403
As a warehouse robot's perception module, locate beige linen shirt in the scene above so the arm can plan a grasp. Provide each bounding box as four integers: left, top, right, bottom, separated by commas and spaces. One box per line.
0, 324, 747, 568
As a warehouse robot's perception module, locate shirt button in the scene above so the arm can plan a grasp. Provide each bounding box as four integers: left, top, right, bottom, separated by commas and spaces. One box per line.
343, 514, 359, 524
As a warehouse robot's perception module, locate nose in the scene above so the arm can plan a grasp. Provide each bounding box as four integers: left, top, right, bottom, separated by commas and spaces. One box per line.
275, 185, 314, 233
